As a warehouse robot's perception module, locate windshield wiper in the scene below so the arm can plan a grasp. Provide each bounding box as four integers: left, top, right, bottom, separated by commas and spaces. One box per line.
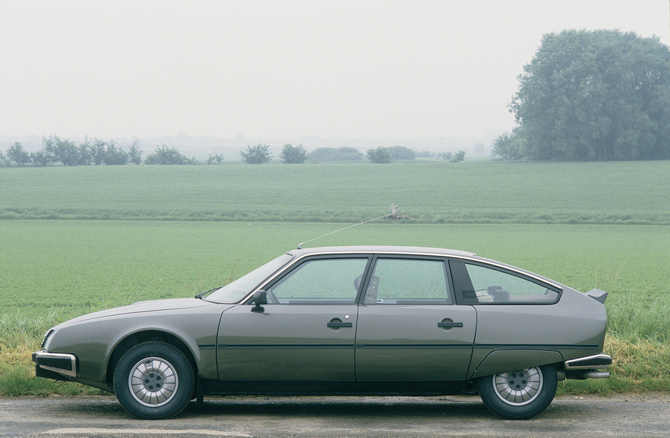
195, 287, 220, 300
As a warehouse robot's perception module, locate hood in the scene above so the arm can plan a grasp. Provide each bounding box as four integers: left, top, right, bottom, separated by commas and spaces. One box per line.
57, 297, 215, 325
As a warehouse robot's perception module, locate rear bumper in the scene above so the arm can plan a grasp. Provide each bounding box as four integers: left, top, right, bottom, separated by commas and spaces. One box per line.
32, 351, 77, 378
560, 353, 612, 380
565, 353, 612, 370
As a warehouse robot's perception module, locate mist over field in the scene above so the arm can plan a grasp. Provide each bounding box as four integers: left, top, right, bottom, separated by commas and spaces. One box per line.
1, 0, 670, 398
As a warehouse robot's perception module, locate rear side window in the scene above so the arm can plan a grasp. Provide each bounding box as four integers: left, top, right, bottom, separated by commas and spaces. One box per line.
364, 258, 451, 305
450, 260, 560, 305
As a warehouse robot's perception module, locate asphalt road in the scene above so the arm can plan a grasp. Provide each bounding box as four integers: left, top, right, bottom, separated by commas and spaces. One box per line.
1, 394, 669, 437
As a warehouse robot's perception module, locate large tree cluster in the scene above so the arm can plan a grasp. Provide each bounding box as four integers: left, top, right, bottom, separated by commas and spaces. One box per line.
1, 136, 144, 166
494, 30, 670, 161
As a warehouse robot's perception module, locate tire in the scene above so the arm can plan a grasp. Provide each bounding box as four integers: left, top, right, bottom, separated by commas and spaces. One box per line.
113, 341, 195, 419
477, 363, 557, 420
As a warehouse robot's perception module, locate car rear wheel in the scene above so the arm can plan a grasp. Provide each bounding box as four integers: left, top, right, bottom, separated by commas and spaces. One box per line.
113, 341, 194, 419
477, 364, 557, 420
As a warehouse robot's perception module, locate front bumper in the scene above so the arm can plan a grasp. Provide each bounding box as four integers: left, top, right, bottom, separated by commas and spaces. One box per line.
32, 351, 77, 378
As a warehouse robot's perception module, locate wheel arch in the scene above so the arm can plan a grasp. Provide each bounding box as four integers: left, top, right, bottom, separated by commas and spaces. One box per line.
106, 330, 198, 387
469, 349, 563, 380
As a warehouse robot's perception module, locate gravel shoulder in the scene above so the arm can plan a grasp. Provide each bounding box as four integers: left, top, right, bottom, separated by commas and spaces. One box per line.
1, 393, 669, 437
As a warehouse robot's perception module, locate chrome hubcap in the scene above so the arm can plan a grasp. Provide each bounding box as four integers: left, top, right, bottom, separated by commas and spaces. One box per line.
492, 367, 543, 406
128, 357, 178, 407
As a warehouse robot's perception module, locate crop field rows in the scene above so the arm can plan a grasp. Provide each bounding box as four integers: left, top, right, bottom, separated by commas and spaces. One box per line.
2, 160, 670, 224
1, 160, 669, 395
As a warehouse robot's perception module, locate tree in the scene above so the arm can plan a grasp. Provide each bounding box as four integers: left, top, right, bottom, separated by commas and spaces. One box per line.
90, 139, 106, 165
366, 146, 392, 163
6, 142, 30, 166
19, 136, 142, 166
29, 150, 50, 166
206, 153, 224, 165
501, 30, 670, 161
102, 141, 128, 165
450, 150, 466, 162
280, 144, 307, 164
387, 146, 416, 160
492, 132, 523, 160
77, 143, 94, 165
440, 150, 466, 162
240, 144, 271, 164
128, 142, 143, 165
51, 137, 79, 166
144, 145, 189, 165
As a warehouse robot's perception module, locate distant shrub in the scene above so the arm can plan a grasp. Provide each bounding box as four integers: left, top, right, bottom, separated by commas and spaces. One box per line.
366, 146, 392, 164
387, 146, 416, 160
308, 147, 364, 162
450, 150, 465, 162
280, 144, 307, 164
144, 145, 190, 165
440, 151, 466, 162
240, 144, 272, 164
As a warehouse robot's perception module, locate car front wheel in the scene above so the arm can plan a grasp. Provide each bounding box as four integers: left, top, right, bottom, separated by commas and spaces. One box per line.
113, 341, 194, 419
477, 364, 557, 420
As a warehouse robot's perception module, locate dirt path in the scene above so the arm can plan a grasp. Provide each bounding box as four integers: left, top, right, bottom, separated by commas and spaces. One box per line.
1, 394, 669, 437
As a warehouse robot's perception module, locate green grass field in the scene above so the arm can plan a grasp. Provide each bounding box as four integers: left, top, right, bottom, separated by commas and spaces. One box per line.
1, 160, 669, 395
2, 160, 670, 224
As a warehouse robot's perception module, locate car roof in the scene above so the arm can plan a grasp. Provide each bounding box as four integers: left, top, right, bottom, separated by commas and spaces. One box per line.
288, 245, 476, 258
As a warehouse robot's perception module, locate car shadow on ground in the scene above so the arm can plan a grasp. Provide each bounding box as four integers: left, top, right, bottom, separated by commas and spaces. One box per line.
180, 396, 495, 420
43, 395, 584, 423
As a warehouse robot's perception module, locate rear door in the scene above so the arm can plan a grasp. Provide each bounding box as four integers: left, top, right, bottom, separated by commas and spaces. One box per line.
355, 257, 476, 381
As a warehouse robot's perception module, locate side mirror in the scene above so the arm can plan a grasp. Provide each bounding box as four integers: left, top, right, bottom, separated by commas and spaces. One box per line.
251, 290, 267, 313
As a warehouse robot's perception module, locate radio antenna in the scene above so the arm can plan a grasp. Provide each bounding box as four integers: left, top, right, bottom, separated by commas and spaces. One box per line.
297, 205, 399, 249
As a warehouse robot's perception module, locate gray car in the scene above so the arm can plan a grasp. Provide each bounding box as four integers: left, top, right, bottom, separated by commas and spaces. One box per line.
33, 246, 612, 420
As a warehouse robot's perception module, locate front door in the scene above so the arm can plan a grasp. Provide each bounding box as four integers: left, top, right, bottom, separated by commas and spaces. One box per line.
217, 256, 369, 381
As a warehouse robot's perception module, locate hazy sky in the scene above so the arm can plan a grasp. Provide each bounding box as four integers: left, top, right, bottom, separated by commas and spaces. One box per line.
1, 0, 668, 140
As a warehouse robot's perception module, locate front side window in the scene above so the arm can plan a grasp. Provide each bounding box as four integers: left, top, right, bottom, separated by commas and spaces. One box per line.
451, 260, 559, 304
267, 257, 368, 304
364, 258, 451, 305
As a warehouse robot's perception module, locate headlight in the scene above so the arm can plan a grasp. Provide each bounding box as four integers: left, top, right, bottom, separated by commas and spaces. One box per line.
40, 329, 55, 349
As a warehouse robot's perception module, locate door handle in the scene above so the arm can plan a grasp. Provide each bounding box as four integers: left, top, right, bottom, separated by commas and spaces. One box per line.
438, 321, 463, 329
327, 322, 353, 328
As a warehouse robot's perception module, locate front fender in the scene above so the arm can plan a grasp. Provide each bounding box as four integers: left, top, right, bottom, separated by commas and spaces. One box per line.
44, 303, 230, 384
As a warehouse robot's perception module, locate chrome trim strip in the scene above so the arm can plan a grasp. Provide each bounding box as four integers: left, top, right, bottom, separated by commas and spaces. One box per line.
358, 344, 473, 350
564, 353, 613, 370
218, 343, 473, 350
34, 351, 77, 378
475, 344, 599, 350
219, 344, 353, 349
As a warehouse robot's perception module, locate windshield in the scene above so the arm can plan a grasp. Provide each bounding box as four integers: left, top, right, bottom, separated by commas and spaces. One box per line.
205, 253, 293, 303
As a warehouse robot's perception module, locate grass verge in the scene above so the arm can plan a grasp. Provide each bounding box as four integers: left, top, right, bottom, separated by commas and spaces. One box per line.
3, 333, 668, 396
